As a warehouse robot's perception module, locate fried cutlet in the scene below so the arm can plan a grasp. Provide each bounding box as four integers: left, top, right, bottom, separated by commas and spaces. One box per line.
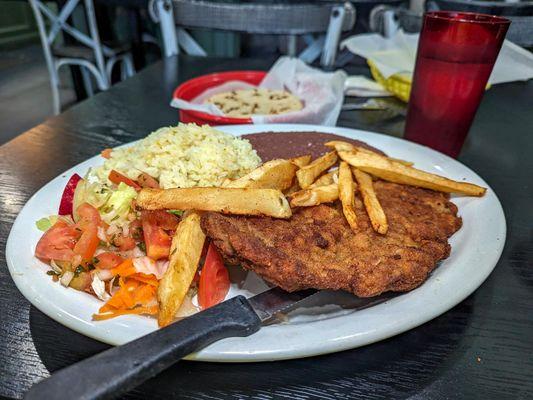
201, 181, 462, 297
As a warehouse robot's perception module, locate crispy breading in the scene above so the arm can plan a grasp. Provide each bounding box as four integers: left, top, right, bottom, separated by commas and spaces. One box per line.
201, 181, 462, 297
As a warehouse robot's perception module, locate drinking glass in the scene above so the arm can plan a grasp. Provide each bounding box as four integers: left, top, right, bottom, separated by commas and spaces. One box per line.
404, 11, 510, 158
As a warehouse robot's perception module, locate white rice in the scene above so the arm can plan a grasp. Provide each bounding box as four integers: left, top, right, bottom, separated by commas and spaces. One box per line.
91, 123, 261, 188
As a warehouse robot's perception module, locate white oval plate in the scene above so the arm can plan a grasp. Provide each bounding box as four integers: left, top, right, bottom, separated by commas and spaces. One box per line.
6, 124, 506, 362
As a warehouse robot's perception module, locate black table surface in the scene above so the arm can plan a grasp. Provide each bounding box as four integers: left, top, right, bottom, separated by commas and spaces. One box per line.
1, 55, 532, 400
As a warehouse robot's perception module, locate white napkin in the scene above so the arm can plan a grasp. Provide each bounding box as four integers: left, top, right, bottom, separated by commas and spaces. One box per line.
344, 76, 392, 97
341, 30, 533, 84
170, 57, 347, 126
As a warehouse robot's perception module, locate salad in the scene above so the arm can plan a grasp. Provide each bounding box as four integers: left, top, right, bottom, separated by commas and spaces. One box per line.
34, 149, 231, 322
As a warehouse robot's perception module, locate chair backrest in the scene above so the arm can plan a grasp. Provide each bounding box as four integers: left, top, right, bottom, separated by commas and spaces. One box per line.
172, 0, 356, 34
28, 0, 110, 72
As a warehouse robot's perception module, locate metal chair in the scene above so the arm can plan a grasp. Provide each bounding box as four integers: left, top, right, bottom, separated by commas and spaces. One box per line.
149, 0, 356, 67
29, 0, 136, 114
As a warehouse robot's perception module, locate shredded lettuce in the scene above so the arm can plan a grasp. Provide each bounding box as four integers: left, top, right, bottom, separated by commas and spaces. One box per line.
36, 215, 59, 231
71, 170, 137, 227
99, 182, 137, 225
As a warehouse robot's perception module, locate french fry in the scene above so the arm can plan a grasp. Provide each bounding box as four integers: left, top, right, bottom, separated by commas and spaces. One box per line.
137, 187, 292, 218
338, 150, 486, 197
296, 151, 338, 189
283, 155, 313, 194
325, 140, 355, 152
325, 140, 414, 166
157, 211, 205, 327
338, 162, 358, 231
309, 169, 338, 188
290, 183, 339, 207
224, 159, 297, 191
290, 155, 312, 168
353, 168, 388, 234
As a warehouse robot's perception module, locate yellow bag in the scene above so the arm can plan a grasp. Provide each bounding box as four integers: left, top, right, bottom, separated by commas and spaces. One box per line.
368, 59, 412, 103
368, 59, 491, 103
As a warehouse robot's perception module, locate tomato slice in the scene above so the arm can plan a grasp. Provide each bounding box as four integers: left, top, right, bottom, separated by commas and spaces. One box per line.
113, 235, 136, 251
142, 210, 179, 230
58, 174, 82, 216
95, 252, 124, 269
101, 148, 113, 159
77, 202, 101, 226
35, 220, 80, 262
141, 211, 172, 260
198, 243, 230, 309
73, 203, 101, 265
108, 170, 141, 191
136, 172, 160, 189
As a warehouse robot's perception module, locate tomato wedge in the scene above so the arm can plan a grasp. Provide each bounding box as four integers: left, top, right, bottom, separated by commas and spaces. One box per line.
108, 170, 141, 191
77, 202, 101, 226
113, 235, 136, 251
95, 252, 124, 269
101, 148, 113, 159
73, 203, 101, 265
136, 172, 160, 189
35, 220, 80, 262
58, 173, 82, 216
142, 210, 179, 230
198, 243, 230, 309
141, 211, 172, 260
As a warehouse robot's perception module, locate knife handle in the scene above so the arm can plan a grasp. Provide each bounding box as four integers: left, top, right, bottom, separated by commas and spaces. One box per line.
25, 295, 261, 400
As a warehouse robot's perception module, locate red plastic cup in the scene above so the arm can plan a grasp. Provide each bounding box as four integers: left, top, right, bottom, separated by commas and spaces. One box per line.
404, 11, 510, 158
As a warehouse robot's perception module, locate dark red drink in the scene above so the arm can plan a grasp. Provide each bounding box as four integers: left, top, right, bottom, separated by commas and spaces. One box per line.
404, 12, 510, 158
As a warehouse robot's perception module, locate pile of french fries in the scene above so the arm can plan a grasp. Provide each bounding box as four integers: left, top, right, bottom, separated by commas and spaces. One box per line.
137, 140, 486, 326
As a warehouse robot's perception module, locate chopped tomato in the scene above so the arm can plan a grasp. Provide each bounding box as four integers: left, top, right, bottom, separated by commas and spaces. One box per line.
77, 202, 101, 226
137, 172, 160, 189
35, 220, 80, 262
101, 148, 113, 159
95, 252, 124, 269
108, 170, 141, 191
142, 210, 179, 230
73, 224, 99, 265
113, 235, 136, 251
198, 243, 230, 309
141, 211, 178, 260
129, 219, 143, 241
73, 203, 101, 265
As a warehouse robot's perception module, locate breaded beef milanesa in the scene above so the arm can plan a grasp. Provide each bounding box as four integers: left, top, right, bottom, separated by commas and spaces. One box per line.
201, 181, 462, 297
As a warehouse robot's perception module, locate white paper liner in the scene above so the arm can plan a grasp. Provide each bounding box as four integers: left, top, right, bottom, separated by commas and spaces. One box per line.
170, 57, 347, 126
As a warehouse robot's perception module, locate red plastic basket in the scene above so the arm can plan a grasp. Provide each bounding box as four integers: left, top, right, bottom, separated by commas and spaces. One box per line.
173, 70, 267, 126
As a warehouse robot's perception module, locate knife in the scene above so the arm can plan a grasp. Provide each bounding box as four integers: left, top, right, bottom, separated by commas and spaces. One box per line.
24, 287, 317, 400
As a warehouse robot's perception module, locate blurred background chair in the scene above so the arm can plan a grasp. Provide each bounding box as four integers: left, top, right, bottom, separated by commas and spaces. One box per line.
29, 0, 136, 114
149, 0, 356, 67
370, 0, 533, 48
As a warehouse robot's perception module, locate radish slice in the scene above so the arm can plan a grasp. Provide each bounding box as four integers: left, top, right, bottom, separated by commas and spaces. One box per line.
58, 174, 82, 216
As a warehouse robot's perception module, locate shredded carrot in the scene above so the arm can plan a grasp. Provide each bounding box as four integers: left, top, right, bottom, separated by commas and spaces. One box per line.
93, 305, 158, 321
93, 270, 159, 321
133, 284, 156, 306
110, 259, 136, 277
130, 273, 159, 287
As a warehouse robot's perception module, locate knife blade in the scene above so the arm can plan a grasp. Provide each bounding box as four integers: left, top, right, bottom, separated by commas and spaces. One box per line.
24, 287, 317, 400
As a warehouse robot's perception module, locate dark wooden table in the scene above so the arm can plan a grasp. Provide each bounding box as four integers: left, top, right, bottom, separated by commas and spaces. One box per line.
1, 55, 532, 400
